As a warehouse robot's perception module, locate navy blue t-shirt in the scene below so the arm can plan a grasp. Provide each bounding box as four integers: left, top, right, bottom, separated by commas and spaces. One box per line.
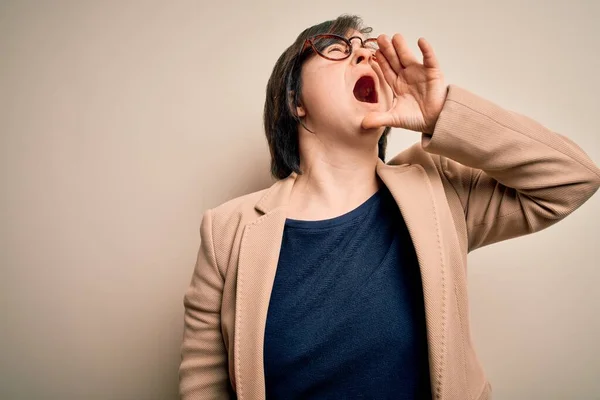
263, 185, 431, 399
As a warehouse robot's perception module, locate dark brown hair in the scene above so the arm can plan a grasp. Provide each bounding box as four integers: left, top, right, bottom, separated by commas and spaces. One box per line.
263, 14, 392, 180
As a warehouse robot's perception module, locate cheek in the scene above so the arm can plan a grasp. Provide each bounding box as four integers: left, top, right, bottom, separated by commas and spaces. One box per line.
301, 65, 348, 114
303, 74, 328, 106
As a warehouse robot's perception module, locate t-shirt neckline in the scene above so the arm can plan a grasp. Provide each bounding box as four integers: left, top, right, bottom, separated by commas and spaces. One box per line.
284, 189, 382, 229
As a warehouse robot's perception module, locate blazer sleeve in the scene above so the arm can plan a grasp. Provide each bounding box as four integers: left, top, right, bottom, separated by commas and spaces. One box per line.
421, 85, 600, 252
179, 208, 232, 399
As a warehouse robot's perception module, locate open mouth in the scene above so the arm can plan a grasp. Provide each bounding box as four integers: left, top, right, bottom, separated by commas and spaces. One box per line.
353, 75, 378, 104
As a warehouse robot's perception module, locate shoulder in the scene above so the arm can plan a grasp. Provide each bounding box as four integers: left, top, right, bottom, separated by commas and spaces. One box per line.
198, 186, 271, 274
386, 140, 443, 175
207, 187, 269, 230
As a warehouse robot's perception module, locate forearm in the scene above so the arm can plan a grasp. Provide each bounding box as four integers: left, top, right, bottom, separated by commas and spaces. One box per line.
421, 85, 600, 249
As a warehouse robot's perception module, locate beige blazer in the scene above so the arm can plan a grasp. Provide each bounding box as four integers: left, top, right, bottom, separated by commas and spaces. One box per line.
179, 86, 600, 400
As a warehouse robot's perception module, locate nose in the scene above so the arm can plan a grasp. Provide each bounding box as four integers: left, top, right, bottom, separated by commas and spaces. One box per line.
352, 45, 375, 65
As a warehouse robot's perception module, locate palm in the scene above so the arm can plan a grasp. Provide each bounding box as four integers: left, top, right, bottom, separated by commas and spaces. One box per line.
362, 34, 447, 134
388, 65, 445, 132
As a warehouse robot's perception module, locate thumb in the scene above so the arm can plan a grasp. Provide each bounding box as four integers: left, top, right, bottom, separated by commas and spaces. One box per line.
362, 111, 395, 130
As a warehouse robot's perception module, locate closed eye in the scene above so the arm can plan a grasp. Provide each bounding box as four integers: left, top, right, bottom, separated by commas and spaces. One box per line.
327, 46, 345, 53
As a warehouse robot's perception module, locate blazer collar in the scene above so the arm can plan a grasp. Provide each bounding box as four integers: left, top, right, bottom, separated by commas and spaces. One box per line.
254, 172, 297, 215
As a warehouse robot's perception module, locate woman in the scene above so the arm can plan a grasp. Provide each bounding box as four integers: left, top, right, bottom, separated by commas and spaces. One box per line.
179, 14, 600, 400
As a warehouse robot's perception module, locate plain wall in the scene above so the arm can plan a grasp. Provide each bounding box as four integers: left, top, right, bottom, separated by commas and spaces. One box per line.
1, 1, 599, 399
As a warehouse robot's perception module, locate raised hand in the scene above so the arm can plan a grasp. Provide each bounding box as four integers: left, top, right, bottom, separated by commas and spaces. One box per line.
363, 34, 448, 134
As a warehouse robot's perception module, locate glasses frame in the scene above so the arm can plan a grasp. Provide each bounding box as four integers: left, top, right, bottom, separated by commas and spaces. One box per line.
298, 34, 379, 61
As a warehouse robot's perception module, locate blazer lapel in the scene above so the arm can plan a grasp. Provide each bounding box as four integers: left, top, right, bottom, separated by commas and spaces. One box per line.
234, 174, 295, 400
377, 161, 448, 398
234, 163, 447, 399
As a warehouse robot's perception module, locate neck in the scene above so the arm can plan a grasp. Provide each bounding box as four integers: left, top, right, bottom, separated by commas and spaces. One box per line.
287, 128, 383, 220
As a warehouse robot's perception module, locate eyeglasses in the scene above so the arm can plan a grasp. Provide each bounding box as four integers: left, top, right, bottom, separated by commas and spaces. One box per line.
298, 34, 379, 61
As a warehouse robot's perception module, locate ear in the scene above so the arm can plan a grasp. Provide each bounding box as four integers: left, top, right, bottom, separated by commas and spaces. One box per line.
289, 90, 306, 118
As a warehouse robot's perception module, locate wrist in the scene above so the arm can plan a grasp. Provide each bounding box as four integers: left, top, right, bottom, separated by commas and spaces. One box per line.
425, 85, 449, 135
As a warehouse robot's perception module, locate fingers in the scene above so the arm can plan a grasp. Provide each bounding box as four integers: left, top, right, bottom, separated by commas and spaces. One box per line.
377, 33, 419, 72
391, 34, 419, 68
417, 37, 439, 69
362, 111, 395, 130
377, 34, 404, 73
374, 49, 398, 92
377, 34, 439, 72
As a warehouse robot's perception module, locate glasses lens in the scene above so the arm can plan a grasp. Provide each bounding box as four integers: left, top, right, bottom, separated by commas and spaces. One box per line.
364, 39, 379, 53
312, 35, 350, 60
